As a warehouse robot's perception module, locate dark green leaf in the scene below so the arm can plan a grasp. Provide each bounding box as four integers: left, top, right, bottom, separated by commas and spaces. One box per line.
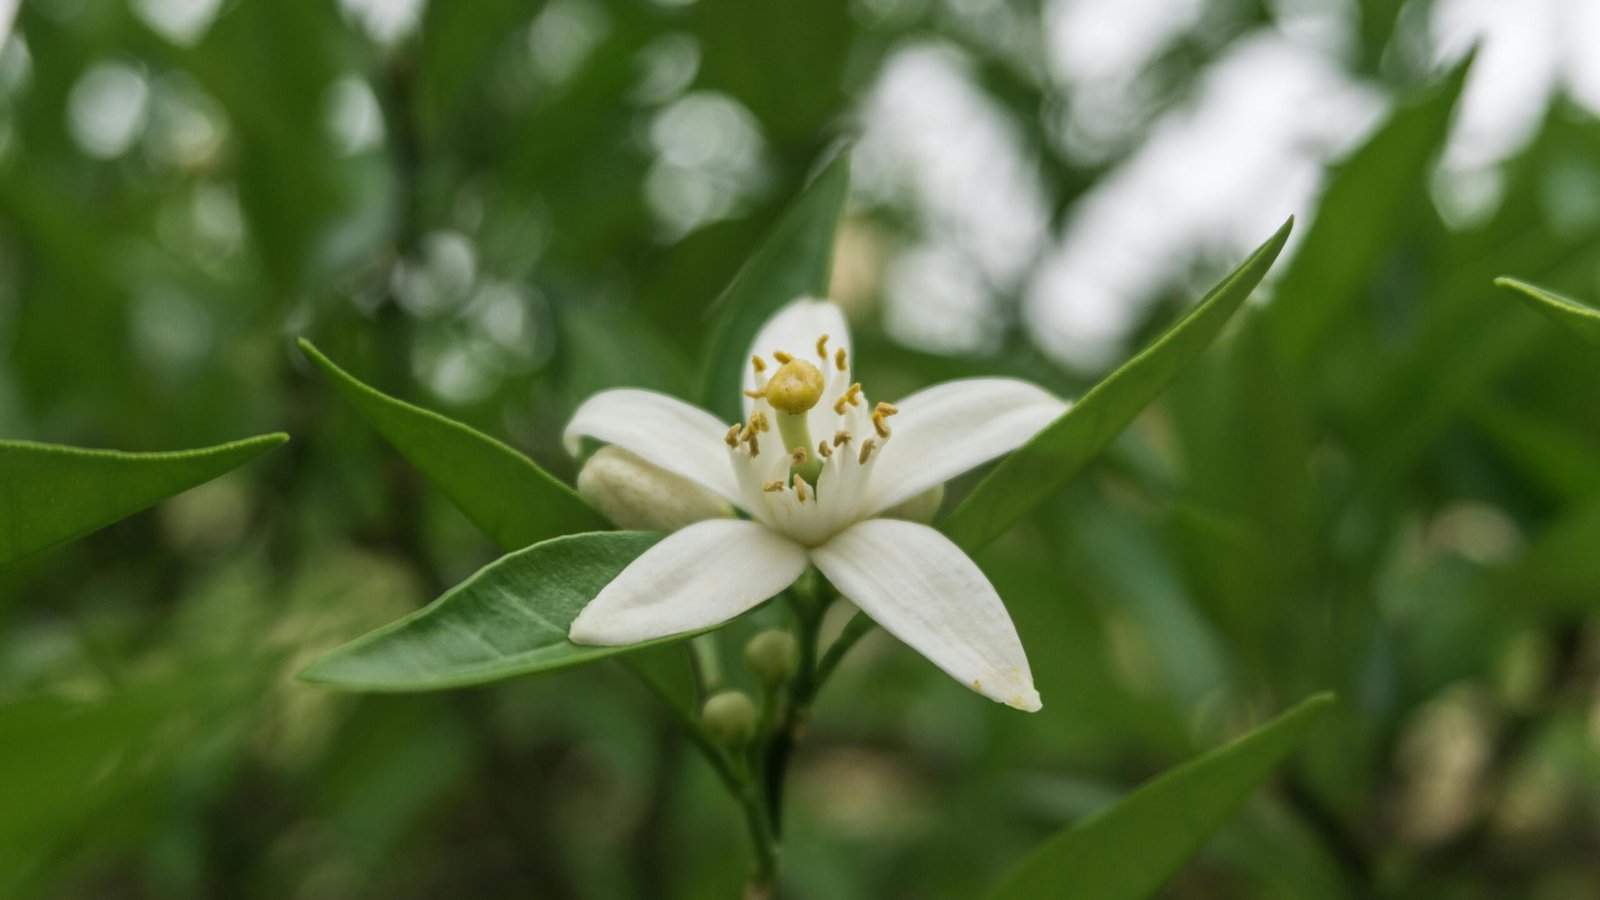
1270, 53, 1474, 364
1497, 277, 1600, 348
942, 219, 1293, 552
986, 693, 1335, 900
698, 153, 851, 421
0, 434, 287, 568
299, 531, 683, 691
299, 339, 605, 550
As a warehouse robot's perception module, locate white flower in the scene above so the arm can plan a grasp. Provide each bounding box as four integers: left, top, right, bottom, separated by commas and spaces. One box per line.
563, 298, 1067, 710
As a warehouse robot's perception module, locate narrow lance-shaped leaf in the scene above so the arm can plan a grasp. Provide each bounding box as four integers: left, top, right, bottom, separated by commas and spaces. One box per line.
986, 692, 1336, 900
299, 531, 688, 691
0, 434, 287, 568
699, 153, 850, 421
1270, 51, 1473, 364
1496, 277, 1600, 348
299, 339, 605, 550
942, 219, 1293, 553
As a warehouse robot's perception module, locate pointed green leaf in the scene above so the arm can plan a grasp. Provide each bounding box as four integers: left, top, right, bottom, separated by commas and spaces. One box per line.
1497, 277, 1600, 347
942, 220, 1293, 552
299, 531, 682, 690
699, 153, 851, 421
0, 434, 287, 568
299, 339, 604, 550
1271, 53, 1474, 364
987, 693, 1335, 900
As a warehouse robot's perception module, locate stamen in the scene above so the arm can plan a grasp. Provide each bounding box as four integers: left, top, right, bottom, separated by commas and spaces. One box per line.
773, 350, 794, 364
858, 438, 877, 464
817, 439, 832, 458
752, 355, 767, 373
872, 412, 892, 439
740, 423, 761, 456
763, 479, 785, 492
816, 334, 829, 359
724, 424, 741, 447
832, 430, 851, 447
790, 446, 809, 467
874, 402, 899, 416
835, 347, 847, 371
832, 385, 863, 415
744, 387, 766, 399
793, 474, 809, 503
751, 411, 770, 432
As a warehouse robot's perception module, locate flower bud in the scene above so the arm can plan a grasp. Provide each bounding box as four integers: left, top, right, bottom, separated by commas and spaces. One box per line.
744, 629, 799, 687
701, 690, 758, 747
577, 446, 733, 532
882, 483, 945, 524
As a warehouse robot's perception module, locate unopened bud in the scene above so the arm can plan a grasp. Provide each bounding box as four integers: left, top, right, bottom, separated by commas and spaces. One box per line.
701, 690, 758, 747
744, 629, 799, 687
577, 446, 733, 531
882, 483, 945, 524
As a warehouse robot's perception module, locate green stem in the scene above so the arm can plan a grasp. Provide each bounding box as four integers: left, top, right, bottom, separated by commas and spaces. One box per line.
814, 611, 875, 691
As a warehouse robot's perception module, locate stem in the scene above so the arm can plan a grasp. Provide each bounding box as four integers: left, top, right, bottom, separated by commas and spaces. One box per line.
814, 611, 875, 691
761, 592, 825, 840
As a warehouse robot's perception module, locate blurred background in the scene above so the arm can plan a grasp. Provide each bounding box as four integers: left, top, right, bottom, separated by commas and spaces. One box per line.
3, 0, 1600, 897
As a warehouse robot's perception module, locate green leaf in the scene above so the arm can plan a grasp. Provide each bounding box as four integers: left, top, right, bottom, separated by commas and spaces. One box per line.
0, 434, 287, 568
299, 531, 684, 691
986, 692, 1336, 900
1270, 53, 1473, 364
942, 219, 1293, 553
1496, 277, 1600, 347
299, 339, 605, 550
699, 153, 851, 421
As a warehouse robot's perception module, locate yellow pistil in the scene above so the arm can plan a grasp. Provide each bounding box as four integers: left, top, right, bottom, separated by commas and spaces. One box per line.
858, 438, 877, 464
765, 359, 825, 415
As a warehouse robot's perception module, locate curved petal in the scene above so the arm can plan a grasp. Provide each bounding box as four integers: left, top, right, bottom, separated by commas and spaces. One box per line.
570, 519, 808, 645
810, 518, 1039, 710
743, 298, 854, 425
865, 378, 1067, 516
564, 388, 742, 505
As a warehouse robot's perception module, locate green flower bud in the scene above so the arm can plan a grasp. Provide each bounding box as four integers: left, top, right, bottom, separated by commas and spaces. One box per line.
701, 690, 758, 747
744, 629, 800, 687
577, 445, 733, 532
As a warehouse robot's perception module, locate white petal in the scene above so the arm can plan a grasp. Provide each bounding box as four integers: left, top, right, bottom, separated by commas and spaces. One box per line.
809, 518, 1040, 710
743, 298, 854, 428
564, 388, 742, 505
865, 378, 1067, 516
570, 519, 809, 645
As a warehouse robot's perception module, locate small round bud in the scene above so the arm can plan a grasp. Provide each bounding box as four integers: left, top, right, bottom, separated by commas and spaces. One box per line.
744, 629, 800, 686
577, 446, 733, 531
764, 359, 825, 414
701, 690, 758, 747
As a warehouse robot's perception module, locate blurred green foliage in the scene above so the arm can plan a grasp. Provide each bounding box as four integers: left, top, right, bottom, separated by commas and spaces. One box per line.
3, 0, 1600, 898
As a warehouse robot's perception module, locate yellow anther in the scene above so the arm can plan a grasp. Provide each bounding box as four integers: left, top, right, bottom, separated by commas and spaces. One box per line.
724, 424, 741, 447
816, 334, 829, 359
752, 354, 767, 373
872, 411, 892, 439
790, 446, 809, 467
874, 402, 898, 416
773, 350, 794, 364
817, 439, 832, 459
740, 424, 760, 456
832, 430, 851, 446
846, 383, 863, 405
793, 474, 809, 503
833, 395, 849, 415
744, 387, 766, 399
763, 479, 785, 492
765, 359, 825, 414
858, 438, 877, 464
751, 411, 770, 432
835, 347, 847, 371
